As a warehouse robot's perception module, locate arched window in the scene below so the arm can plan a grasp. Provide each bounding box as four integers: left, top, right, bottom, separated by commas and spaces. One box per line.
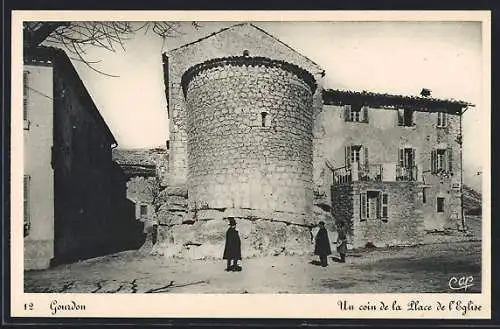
243, 49, 250, 56
261, 112, 270, 127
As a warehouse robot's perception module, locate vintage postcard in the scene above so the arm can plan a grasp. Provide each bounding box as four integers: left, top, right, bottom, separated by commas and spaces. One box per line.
10, 10, 490, 319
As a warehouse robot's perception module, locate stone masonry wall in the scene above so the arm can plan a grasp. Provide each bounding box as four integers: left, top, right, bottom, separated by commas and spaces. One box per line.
183, 57, 315, 224
166, 23, 324, 191
351, 181, 425, 248
330, 184, 354, 230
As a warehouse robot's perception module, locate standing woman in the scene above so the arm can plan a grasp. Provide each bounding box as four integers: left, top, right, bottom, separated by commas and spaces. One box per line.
223, 217, 242, 271
337, 221, 348, 263
314, 221, 332, 267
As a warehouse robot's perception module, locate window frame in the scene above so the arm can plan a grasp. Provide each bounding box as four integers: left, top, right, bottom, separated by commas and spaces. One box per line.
260, 111, 271, 128
398, 108, 416, 127
345, 104, 369, 123
437, 112, 448, 128
360, 190, 388, 221
431, 147, 453, 174
140, 204, 148, 216
436, 197, 445, 213
351, 146, 361, 164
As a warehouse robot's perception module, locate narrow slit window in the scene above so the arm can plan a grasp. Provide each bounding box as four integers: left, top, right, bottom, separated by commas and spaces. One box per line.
261, 112, 269, 127
437, 197, 445, 213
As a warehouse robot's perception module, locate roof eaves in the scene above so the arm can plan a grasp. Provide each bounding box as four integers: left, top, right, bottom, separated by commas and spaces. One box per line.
322, 88, 473, 114
166, 22, 323, 71
26, 46, 118, 146
166, 23, 246, 54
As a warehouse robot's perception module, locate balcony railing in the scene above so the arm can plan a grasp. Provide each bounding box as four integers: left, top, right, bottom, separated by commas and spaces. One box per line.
332, 163, 419, 184
396, 165, 418, 181
332, 166, 352, 184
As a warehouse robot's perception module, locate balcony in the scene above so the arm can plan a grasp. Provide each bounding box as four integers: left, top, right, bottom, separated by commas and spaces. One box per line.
332, 163, 419, 184
396, 165, 418, 181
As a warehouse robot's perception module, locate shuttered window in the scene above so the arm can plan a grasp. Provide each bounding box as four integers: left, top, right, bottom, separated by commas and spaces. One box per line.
431, 148, 453, 173
398, 109, 415, 126
345, 104, 369, 123
399, 148, 416, 168
437, 112, 448, 128
23, 71, 30, 128
361, 191, 388, 220
24, 175, 30, 237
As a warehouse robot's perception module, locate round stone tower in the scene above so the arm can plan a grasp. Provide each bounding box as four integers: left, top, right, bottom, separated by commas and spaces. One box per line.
181, 56, 317, 225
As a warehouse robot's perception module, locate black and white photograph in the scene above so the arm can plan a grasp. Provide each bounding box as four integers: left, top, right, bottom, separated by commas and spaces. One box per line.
11, 11, 490, 319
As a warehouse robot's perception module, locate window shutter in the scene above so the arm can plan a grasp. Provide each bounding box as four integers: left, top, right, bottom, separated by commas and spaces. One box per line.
412, 148, 417, 180
364, 146, 369, 170
381, 193, 388, 218
397, 109, 404, 126
24, 175, 30, 236
344, 105, 351, 122
360, 192, 367, 221
345, 145, 351, 168
431, 150, 436, 174
23, 71, 29, 121
362, 106, 369, 123
399, 148, 404, 167
447, 147, 453, 173
443, 113, 448, 127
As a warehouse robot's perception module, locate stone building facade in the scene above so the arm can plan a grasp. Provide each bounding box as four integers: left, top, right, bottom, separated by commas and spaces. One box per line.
157, 23, 471, 257
324, 90, 466, 248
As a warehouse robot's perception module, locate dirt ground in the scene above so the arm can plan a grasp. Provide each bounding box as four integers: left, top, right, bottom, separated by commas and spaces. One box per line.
24, 239, 481, 294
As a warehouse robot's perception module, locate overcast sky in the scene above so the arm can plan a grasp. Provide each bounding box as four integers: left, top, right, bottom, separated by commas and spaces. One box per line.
66, 21, 484, 189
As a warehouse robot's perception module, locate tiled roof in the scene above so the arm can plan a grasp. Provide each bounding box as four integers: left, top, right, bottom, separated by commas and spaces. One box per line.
323, 89, 473, 114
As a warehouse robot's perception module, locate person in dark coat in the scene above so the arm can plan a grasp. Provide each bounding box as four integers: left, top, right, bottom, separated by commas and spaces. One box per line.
314, 221, 332, 267
336, 221, 348, 263
223, 217, 242, 272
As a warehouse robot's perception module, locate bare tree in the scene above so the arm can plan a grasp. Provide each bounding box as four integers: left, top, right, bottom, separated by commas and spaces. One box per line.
24, 21, 201, 76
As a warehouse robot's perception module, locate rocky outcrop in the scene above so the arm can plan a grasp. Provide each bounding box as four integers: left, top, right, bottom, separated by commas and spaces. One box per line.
152, 217, 322, 260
